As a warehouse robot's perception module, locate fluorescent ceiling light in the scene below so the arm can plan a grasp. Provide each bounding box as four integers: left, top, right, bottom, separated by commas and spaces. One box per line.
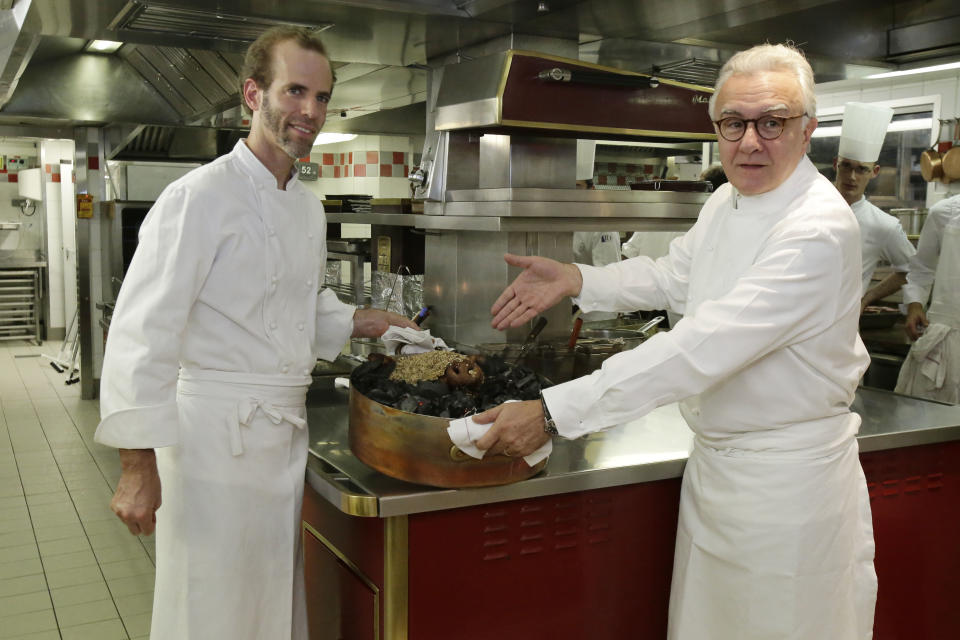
85, 39, 124, 54
865, 61, 960, 79
313, 133, 357, 146
811, 118, 933, 138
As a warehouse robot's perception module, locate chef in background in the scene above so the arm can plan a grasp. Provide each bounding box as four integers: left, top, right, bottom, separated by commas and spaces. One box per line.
895, 191, 960, 403
621, 165, 725, 264
572, 139, 621, 322
833, 102, 915, 312
95, 26, 415, 640
475, 43, 876, 639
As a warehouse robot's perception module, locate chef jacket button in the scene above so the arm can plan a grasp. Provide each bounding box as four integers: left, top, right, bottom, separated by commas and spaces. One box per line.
303, 368, 311, 375
267, 226, 276, 236
269, 321, 277, 330
297, 322, 304, 331
307, 232, 314, 239
281, 365, 289, 373
306, 279, 313, 287
271, 275, 278, 282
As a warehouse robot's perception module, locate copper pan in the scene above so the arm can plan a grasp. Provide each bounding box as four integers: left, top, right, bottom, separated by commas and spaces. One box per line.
348, 386, 547, 488
943, 123, 960, 182
921, 146, 943, 182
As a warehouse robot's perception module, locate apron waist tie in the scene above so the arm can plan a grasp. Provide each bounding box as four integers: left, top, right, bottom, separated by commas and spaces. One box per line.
176, 368, 311, 457
231, 397, 307, 456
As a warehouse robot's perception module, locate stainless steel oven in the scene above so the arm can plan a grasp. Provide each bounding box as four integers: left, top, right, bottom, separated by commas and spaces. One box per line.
102, 200, 154, 299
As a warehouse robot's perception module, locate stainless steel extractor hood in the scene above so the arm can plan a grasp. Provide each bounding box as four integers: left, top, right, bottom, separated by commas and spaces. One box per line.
1, 0, 960, 145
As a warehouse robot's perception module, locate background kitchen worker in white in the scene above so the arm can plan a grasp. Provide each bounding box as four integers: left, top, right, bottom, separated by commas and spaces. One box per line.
833, 102, 916, 312
620, 166, 725, 328
474, 43, 877, 639
621, 166, 725, 264
94, 27, 416, 640
895, 192, 960, 403
572, 141, 621, 322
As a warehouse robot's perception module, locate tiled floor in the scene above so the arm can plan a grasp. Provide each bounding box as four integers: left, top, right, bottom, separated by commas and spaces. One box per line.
0, 340, 155, 639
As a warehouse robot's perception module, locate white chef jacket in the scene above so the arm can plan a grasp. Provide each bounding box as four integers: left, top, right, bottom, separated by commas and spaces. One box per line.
548, 156, 870, 446
97, 140, 356, 447
851, 196, 915, 293
95, 140, 356, 640
896, 195, 960, 403
621, 231, 685, 260
573, 231, 621, 321
902, 193, 960, 306
545, 157, 876, 639
620, 231, 687, 327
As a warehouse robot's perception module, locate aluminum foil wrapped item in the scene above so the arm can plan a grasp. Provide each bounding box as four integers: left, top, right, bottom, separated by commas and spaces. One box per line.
324, 261, 342, 286
371, 270, 423, 317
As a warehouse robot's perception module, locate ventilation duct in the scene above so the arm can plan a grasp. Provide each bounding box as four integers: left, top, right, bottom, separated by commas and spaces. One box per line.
108, 0, 334, 46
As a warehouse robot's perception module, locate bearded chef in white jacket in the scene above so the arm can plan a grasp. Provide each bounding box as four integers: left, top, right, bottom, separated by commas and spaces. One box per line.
832, 102, 915, 311
475, 43, 877, 639
95, 27, 416, 640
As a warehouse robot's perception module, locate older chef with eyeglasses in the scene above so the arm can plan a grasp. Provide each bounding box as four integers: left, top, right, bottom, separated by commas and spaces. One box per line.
472, 43, 877, 639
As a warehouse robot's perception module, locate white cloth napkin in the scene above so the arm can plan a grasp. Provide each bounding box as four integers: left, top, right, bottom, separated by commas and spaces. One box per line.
447, 406, 552, 466
381, 326, 450, 355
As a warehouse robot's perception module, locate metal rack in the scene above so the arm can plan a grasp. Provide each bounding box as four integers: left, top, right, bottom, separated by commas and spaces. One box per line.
326, 239, 370, 306
0, 269, 41, 343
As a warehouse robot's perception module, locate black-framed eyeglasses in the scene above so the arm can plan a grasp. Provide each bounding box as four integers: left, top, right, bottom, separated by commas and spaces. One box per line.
712, 114, 807, 142
836, 160, 874, 176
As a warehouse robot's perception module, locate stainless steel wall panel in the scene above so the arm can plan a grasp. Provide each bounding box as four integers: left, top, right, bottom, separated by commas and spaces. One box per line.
481, 135, 577, 189
424, 229, 574, 347
478, 134, 510, 189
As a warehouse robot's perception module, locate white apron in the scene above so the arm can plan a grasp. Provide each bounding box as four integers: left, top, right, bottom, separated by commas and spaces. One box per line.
668, 436, 877, 639
151, 368, 312, 640
895, 222, 960, 403
667, 184, 876, 639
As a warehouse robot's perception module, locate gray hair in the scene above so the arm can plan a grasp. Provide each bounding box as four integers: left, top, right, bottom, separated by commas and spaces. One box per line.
708, 43, 816, 121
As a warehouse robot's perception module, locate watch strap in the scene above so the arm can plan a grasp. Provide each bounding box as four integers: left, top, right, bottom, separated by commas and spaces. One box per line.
540, 392, 559, 436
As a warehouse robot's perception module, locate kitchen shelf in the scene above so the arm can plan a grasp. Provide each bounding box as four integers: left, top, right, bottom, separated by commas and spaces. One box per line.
0, 269, 41, 342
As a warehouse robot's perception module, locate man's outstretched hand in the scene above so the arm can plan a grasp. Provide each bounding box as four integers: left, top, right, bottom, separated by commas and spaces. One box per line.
490, 254, 582, 330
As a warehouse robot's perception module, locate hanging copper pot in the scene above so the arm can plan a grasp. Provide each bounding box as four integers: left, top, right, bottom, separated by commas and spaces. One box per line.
921, 146, 943, 182
942, 122, 960, 182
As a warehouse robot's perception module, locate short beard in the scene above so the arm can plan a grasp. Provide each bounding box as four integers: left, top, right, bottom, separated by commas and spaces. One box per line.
262, 93, 314, 159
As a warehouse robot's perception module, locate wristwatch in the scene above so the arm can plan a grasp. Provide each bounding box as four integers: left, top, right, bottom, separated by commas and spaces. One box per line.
539, 392, 559, 436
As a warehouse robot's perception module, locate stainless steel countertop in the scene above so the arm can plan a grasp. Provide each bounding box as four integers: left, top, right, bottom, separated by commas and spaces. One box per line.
306, 386, 960, 518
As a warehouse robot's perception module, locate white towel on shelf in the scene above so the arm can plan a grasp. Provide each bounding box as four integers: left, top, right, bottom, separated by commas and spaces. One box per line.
447, 405, 552, 466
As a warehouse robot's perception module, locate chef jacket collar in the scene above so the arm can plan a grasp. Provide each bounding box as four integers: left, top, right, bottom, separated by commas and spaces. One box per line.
730, 155, 816, 213
233, 139, 301, 191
